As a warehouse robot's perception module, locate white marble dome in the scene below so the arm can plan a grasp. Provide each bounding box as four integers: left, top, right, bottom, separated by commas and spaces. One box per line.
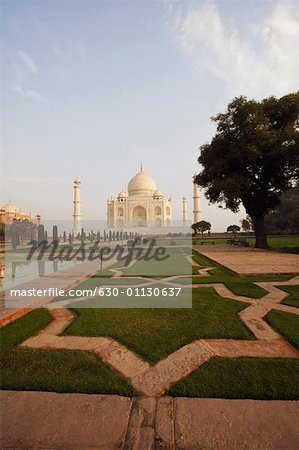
3, 202, 19, 213
128, 169, 157, 196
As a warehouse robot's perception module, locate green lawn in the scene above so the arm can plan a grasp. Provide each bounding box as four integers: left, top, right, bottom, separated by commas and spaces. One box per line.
1, 237, 298, 398
265, 309, 299, 349
169, 357, 299, 400
193, 235, 299, 253
0, 309, 133, 396
247, 235, 299, 253
52, 247, 292, 304
100, 246, 191, 277
279, 285, 299, 308
193, 237, 227, 245
64, 288, 253, 364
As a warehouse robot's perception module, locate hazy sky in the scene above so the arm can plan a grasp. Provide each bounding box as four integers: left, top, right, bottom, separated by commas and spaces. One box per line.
1, 0, 298, 230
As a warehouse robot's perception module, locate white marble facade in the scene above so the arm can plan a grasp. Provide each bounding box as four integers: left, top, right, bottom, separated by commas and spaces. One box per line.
107, 168, 172, 228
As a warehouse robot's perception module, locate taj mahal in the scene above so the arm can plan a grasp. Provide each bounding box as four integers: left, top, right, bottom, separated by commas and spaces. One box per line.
107, 167, 173, 228
72, 167, 202, 232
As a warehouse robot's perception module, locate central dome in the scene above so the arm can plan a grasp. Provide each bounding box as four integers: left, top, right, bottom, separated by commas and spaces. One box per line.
3, 202, 19, 214
128, 169, 157, 196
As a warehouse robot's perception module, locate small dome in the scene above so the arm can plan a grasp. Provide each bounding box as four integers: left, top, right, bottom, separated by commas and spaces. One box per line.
3, 202, 19, 214
128, 169, 156, 196
118, 191, 126, 198
153, 190, 163, 198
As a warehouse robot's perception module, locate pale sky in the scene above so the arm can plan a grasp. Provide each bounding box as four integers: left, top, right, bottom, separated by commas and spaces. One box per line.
1, 0, 298, 230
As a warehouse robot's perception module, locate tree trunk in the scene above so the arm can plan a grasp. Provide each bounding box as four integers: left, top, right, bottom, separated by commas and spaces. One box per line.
252, 214, 269, 249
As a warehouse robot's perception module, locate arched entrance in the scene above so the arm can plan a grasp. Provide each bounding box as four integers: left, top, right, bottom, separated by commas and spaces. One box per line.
132, 206, 147, 227
155, 218, 162, 227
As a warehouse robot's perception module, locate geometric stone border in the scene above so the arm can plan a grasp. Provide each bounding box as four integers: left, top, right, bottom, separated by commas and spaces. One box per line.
20, 275, 299, 397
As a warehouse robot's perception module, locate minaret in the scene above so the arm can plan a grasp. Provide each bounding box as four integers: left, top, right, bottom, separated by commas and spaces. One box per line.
193, 176, 201, 223
35, 213, 41, 226
73, 178, 81, 236
182, 196, 188, 226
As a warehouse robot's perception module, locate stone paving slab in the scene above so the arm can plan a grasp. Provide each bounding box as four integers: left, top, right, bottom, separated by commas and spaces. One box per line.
1, 391, 299, 450
155, 397, 174, 449
174, 397, 299, 449
0, 390, 131, 449
204, 339, 299, 358
194, 245, 299, 275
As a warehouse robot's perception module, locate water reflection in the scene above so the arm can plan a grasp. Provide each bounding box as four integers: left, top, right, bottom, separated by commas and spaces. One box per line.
0, 255, 83, 290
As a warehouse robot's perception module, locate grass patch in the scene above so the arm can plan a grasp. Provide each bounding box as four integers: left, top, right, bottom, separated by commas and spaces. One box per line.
193, 235, 299, 253
64, 288, 253, 364
0, 309, 133, 395
192, 237, 227, 245
98, 246, 191, 278
168, 357, 299, 399
192, 251, 267, 299
247, 235, 299, 253
265, 309, 299, 349
279, 285, 299, 308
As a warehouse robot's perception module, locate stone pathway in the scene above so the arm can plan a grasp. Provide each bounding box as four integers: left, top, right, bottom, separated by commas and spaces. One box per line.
1, 391, 298, 449
195, 244, 299, 275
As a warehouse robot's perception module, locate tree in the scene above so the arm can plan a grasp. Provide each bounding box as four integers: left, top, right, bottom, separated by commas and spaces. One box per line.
191, 223, 198, 235
0, 223, 5, 241
227, 224, 240, 238
195, 93, 299, 248
265, 186, 299, 234
191, 220, 211, 237
240, 218, 251, 232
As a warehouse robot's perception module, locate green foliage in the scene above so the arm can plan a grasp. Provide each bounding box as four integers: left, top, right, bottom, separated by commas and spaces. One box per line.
241, 218, 251, 232
0, 223, 5, 240
191, 220, 211, 236
196, 93, 299, 248
227, 224, 240, 235
265, 186, 299, 234
6, 219, 37, 247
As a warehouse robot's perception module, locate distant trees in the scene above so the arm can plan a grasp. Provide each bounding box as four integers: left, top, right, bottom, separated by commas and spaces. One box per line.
227, 224, 240, 238
0, 223, 5, 241
195, 93, 299, 248
191, 220, 211, 237
240, 218, 251, 232
265, 186, 299, 234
